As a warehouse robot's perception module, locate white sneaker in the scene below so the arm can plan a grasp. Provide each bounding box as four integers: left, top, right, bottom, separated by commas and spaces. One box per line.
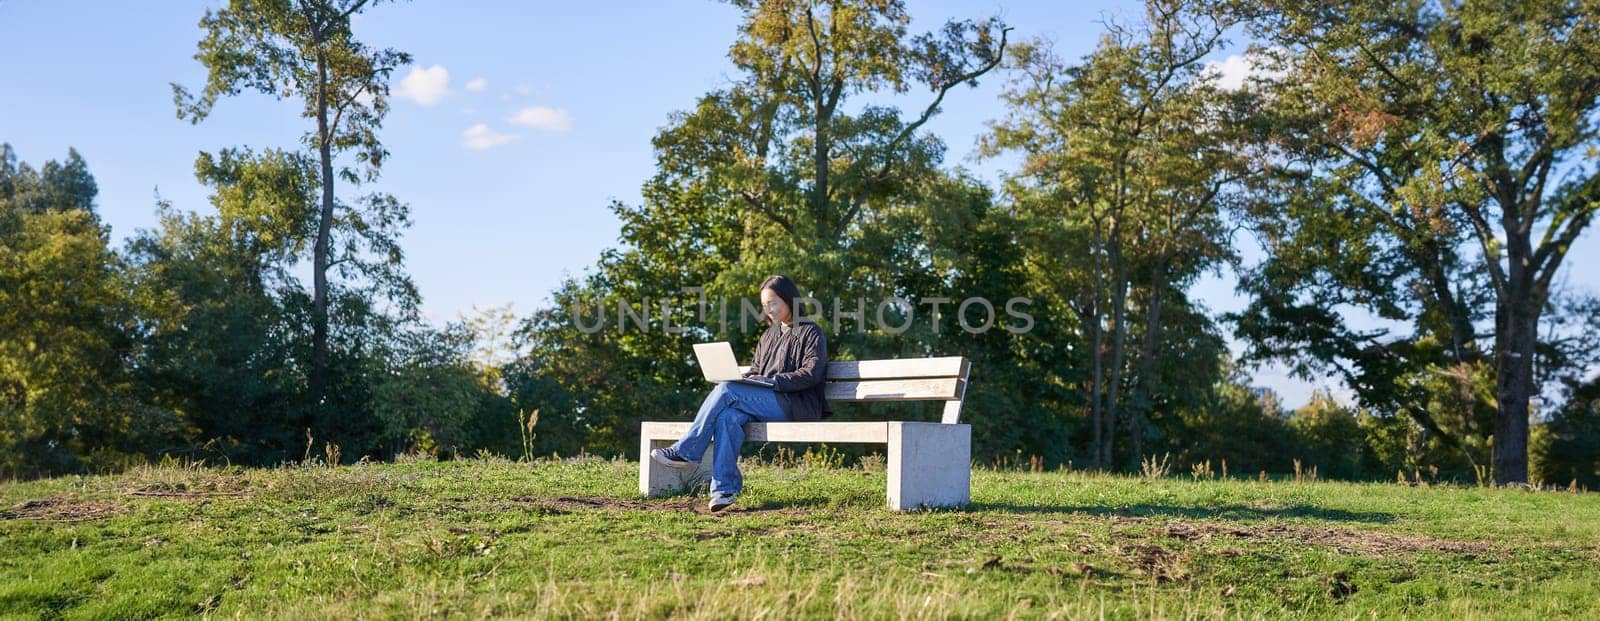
709, 492, 737, 512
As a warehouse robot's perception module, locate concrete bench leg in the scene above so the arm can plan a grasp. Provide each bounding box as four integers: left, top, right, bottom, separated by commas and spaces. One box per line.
887, 422, 971, 510
639, 436, 711, 497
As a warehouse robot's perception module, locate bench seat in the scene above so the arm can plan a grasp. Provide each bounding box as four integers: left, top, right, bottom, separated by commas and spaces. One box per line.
644, 421, 898, 444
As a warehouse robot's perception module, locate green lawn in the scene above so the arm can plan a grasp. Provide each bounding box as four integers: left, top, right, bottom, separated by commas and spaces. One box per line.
2, 456, 1597, 619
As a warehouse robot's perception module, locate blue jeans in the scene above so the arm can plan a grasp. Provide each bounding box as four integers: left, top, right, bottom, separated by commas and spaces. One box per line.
671, 382, 789, 495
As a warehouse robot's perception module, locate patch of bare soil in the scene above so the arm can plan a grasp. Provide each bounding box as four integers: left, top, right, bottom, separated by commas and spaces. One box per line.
507, 495, 660, 512
1, 496, 126, 522
500, 495, 814, 517
969, 519, 1035, 544
123, 486, 249, 499
1117, 542, 1189, 583
117, 473, 254, 499
1159, 522, 1494, 556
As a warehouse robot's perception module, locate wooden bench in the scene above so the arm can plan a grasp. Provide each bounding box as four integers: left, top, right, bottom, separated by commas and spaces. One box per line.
639, 356, 972, 510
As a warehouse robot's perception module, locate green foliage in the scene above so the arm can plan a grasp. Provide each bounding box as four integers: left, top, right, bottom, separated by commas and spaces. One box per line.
1231, 0, 1600, 483
0, 145, 181, 478
982, 0, 1246, 470
173, 0, 408, 181
1535, 377, 1600, 489
370, 326, 487, 458
1161, 363, 1294, 475
1289, 392, 1367, 480
123, 149, 316, 464
10, 0, 1600, 488
174, 0, 416, 409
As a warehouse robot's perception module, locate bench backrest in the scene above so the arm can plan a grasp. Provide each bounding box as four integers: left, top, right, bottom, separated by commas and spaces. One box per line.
745, 356, 971, 424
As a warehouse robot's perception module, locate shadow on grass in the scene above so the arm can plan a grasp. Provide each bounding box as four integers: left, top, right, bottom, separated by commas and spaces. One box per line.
964, 502, 1396, 523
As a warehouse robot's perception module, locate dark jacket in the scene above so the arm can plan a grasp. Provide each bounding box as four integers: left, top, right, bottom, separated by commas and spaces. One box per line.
747, 321, 831, 421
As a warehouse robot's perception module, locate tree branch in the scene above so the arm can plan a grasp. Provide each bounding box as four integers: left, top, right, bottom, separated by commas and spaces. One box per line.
888, 26, 1011, 158
1532, 175, 1600, 294
328, 81, 371, 142
741, 190, 793, 235
830, 25, 1013, 238
338, 0, 371, 22
803, 6, 825, 100
1457, 199, 1509, 299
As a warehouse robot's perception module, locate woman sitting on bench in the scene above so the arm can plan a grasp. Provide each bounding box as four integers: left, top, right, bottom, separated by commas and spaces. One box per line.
649, 274, 830, 512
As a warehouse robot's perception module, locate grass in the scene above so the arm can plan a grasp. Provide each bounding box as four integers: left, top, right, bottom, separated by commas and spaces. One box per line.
2, 456, 1598, 619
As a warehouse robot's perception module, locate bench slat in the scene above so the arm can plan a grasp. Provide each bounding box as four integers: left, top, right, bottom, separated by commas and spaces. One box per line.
825, 378, 964, 401
824, 357, 968, 380
641, 421, 890, 443
737, 357, 968, 381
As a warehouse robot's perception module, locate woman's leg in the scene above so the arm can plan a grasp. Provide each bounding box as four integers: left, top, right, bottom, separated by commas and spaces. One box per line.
671, 382, 736, 461
708, 383, 789, 496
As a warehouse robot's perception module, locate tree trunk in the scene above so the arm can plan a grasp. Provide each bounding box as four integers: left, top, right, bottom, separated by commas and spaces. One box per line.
811, 93, 831, 242
1131, 261, 1166, 468
1492, 276, 1538, 486
1487, 168, 1550, 486
1087, 220, 1107, 470
311, 55, 334, 412
1101, 234, 1129, 469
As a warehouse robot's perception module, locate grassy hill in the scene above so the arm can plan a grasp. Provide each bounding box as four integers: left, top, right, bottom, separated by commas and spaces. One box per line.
3, 456, 1598, 619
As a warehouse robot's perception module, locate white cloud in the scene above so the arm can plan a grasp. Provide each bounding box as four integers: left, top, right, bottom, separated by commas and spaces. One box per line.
397, 64, 450, 105
507, 106, 574, 132
462, 123, 518, 150
514, 83, 535, 97
1202, 51, 1287, 91
1203, 55, 1254, 90
465, 77, 489, 93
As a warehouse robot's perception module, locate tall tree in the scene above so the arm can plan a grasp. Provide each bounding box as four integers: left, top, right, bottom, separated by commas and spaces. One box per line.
508, 0, 1025, 460
649, 0, 1008, 291
984, 0, 1240, 468
1235, 0, 1600, 483
173, 0, 411, 411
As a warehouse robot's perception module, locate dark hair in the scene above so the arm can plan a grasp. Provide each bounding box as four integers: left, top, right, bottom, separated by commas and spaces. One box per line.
759, 274, 801, 325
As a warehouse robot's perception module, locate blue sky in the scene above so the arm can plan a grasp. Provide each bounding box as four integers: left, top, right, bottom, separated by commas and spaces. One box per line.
3, 1, 1594, 408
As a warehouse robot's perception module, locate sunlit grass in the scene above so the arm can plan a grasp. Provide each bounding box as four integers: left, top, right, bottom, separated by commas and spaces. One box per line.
3, 456, 1597, 619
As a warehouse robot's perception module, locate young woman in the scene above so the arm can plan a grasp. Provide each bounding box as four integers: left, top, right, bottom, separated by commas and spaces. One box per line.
649, 275, 830, 511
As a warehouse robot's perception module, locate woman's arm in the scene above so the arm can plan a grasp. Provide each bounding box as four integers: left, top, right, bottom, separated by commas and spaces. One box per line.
769, 325, 827, 392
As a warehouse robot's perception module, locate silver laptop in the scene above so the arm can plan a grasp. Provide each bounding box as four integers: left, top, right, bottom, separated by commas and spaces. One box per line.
692, 342, 774, 388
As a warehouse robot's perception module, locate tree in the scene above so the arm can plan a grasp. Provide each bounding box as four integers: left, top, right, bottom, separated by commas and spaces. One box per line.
983, 0, 1242, 468
1235, 0, 1600, 483
646, 0, 1008, 293
504, 0, 1022, 461
1535, 376, 1600, 489
370, 323, 489, 458
1289, 391, 1367, 479
1166, 359, 1295, 474
0, 145, 174, 477
173, 0, 413, 412
125, 143, 434, 464
123, 148, 316, 464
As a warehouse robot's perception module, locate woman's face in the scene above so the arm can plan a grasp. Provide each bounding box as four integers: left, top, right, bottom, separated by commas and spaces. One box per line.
760, 287, 792, 324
